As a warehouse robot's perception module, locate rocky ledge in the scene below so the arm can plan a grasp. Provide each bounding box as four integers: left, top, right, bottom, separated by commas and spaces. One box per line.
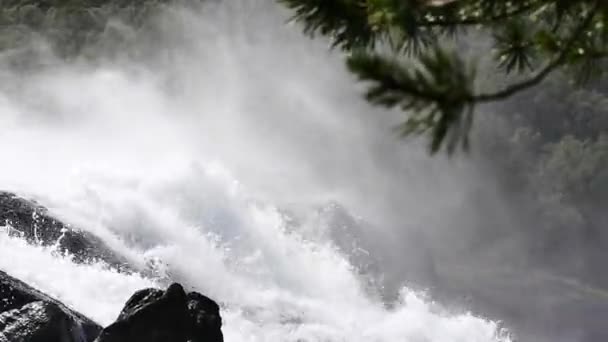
0, 191, 224, 342
0, 192, 129, 269
0, 270, 223, 342
95, 283, 223, 342
0, 270, 102, 342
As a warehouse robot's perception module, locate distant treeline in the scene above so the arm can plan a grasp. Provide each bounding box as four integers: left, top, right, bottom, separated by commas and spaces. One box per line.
475, 75, 608, 288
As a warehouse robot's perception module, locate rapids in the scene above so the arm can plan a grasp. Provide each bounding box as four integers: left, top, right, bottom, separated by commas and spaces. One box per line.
0, 0, 511, 341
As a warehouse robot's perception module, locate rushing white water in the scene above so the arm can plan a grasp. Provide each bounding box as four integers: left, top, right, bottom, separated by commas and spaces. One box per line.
0, 0, 511, 341
0, 165, 510, 341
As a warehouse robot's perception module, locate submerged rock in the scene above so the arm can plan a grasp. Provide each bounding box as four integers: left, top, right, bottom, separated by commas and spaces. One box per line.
95, 283, 223, 342
0, 270, 102, 342
0, 192, 129, 269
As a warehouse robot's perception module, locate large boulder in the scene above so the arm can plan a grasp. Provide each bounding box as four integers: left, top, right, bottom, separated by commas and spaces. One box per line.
0, 192, 129, 269
0, 270, 102, 342
95, 283, 222, 342
0, 301, 89, 342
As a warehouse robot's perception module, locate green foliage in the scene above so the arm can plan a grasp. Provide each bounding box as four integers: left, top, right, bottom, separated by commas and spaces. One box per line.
280, 0, 608, 153
494, 19, 536, 73
347, 47, 476, 153
280, 0, 374, 49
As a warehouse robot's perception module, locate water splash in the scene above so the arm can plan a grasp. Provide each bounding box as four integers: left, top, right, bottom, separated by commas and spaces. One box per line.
1, 163, 510, 341
0, 0, 511, 340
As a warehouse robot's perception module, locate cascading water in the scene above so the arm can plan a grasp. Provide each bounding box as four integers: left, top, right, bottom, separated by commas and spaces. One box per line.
0, 0, 511, 341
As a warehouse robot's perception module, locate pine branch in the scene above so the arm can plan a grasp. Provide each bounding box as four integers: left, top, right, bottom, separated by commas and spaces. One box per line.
281, 0, 608, 154
347, 47, 476, 153
278, 0, 374, 49
417, 2, 539, 28
473, 1, 602, 103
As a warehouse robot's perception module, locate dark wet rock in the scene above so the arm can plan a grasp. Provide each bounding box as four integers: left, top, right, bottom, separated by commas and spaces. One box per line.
0, 270, 102, 342
0, 301, 88, 342
185, 291, 223, 342
95, 283, 223, 342
0, 192, 129, 269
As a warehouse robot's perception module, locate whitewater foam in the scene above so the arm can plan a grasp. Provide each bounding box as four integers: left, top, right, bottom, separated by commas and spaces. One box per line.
1, 164, 510, 341
0, 229, 156, 325
0, 0, 512, 340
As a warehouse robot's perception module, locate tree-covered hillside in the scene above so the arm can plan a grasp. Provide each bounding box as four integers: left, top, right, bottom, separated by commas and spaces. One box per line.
474, 76, 608, 288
